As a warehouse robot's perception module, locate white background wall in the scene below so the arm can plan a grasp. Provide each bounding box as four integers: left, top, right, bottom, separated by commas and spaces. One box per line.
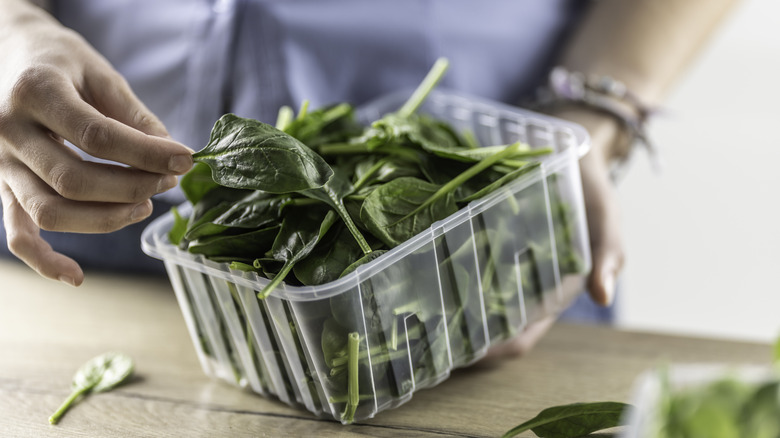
615, 0, 780, 342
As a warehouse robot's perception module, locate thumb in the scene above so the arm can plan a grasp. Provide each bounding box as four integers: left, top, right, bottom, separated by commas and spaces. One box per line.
580, 151, 625, 307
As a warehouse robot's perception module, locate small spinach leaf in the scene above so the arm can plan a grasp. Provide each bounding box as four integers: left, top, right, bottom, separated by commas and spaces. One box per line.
49, 352, 135, 425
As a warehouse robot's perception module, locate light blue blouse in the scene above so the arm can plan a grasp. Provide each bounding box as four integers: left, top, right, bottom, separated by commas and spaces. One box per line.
54, 0, 586, 163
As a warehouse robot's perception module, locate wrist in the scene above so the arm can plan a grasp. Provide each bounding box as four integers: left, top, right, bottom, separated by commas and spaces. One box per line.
547, 105, 626, 164
528, 66, 659, 180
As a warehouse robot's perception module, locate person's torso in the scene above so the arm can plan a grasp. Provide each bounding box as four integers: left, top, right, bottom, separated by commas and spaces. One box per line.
55, 0, 586, 156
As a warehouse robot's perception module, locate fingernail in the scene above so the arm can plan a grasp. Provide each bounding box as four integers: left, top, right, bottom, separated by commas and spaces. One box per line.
601, 269, 616, 306
131, 201, 153, 221
169, 154, 193, 173
58, 275, 76, 287
157, 175, 178, 193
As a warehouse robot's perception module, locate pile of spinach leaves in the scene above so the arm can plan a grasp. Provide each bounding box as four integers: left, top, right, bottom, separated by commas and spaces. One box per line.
167, 58, 585, 423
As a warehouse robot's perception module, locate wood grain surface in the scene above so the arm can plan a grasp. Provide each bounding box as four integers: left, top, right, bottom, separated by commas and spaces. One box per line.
0, 258, 772, 437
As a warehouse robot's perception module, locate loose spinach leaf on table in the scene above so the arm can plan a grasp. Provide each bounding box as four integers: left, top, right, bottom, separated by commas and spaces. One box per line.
49, 352, 135, 425
502, 402, 630, 438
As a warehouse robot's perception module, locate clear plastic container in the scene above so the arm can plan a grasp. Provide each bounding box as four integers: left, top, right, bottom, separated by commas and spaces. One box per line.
141, 90, 592, 423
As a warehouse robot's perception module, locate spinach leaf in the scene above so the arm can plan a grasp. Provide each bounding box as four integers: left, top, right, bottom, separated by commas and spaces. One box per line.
194, 114, 333, 193
339, 250, 388, 278
49, 352, 135, 425
211, 191, 291, 230
180, 162, 220, 204
458, 162, 541, 203
352, 156, 420, 191
361, 142, 523, 247
321, 318, 349, 367
502, 402, 630, 438
302, 171, 372, 254
188, 225, 281, 259
168, 206, 187, 246
257, 208, 338, 298
402, 142, 523, 219
283, 103, 362, 148
293, 222, 364, 286
183, 187, 252, 242
360, 177, 457, 247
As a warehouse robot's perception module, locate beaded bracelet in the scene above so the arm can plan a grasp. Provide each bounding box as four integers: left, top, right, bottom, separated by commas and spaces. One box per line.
529, 66, 661, 181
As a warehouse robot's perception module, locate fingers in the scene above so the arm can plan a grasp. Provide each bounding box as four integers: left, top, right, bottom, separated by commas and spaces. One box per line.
1, 182, 84, 286
579, 151, 625, 307
3, 162, 153, 234
83, 67, 170, 138
6, 126, 178, 203
10, 66, 193, 174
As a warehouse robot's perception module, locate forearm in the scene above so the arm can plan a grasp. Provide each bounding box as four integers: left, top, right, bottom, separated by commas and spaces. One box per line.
560, 0, 741, 105
549, 0, 740, 162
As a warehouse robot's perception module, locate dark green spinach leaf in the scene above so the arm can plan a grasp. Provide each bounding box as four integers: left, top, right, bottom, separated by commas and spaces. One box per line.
194, 114, 333, 193
502, 402, 630, 438
257, 208, 338, 298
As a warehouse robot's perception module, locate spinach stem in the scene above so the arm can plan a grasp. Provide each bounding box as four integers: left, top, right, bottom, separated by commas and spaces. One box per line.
297, 99, 310, 120
317, 142, 362, 155
329, 342, 410, 368
49, 386, 91, 424
275, 105, 294, 131
345, 194, 367, 202
257, 261, 293, 299
285, 198, 321, 208
353, 158, 389, 192
319, 143, 421, 164
326, 191, 372, 255
397, 58, 449, 118
341, 332, 360, 423
329, 393, 375, 403
462, 130, 479, 149
391, 317, 399, 351
258, 210, 339, 298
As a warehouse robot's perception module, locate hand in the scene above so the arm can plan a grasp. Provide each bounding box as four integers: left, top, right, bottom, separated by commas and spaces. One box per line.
483, 108, 626, 359
0, 3, 193, 286
569, 109, 626, 307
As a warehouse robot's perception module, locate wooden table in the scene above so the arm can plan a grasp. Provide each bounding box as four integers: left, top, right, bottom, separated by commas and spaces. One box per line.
1, 258, 772, 437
